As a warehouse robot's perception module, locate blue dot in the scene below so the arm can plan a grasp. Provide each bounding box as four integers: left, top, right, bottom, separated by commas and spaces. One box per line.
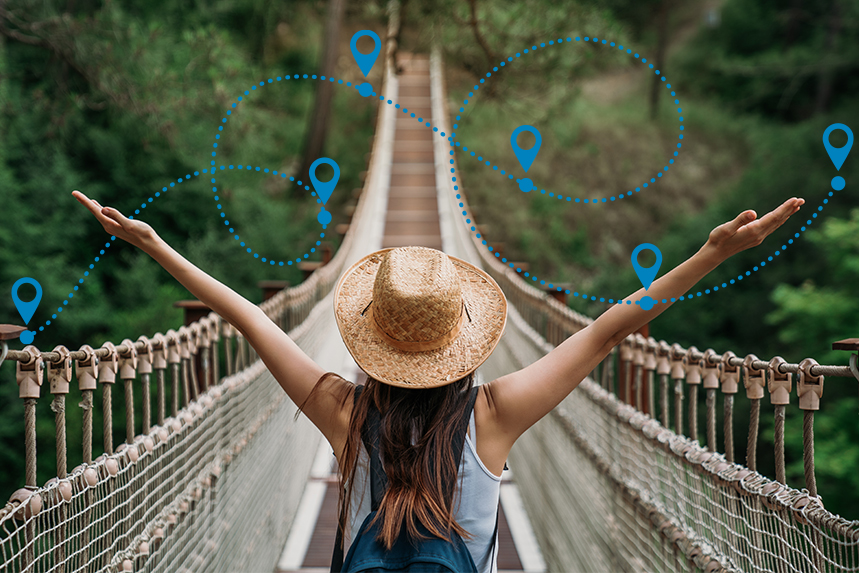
832, 176, 845, 191
20, 331, 34, 344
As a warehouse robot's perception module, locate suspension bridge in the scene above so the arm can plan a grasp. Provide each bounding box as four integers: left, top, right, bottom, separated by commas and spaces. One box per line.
2, 8, 859, 572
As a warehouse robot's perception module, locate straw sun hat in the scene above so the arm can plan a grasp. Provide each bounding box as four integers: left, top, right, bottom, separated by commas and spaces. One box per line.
333, 246, 508, 388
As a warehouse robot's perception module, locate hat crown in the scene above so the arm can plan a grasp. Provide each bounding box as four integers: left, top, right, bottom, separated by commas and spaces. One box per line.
372, 247, 462, 344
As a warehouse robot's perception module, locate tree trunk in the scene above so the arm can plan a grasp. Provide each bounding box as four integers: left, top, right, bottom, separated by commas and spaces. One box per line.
297, 0, 346, 190
468, 0, 495, 67
649, 0, 670, 120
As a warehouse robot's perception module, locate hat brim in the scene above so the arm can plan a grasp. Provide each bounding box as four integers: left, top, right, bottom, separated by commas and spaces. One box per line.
333, 248, 507, 388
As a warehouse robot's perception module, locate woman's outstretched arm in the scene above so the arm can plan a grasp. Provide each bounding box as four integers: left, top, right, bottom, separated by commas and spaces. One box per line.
483, 197, 805, 446
71, 191, 349, 446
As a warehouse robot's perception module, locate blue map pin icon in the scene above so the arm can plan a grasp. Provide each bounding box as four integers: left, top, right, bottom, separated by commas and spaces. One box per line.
630, 244, 662, 291
350, 30, 381, 77
510, 125, 542, 173
12, 278, 42, 324
309, 158, 340, 205
823, 124, 853, 171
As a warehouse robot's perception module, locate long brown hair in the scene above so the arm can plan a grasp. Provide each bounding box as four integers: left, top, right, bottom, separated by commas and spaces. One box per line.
302, 372, 475, 551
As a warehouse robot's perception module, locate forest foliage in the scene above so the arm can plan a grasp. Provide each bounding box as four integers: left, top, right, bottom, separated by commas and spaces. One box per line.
1, 0, 859, 519
406, 0, 859, 516
0, 0, 379, 496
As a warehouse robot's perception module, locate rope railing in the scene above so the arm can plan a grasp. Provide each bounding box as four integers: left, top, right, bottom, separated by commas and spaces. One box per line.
429, 46, 859, 570
465, 198, 858, 496
0, 264, 355, 572
461, 145, 859, 573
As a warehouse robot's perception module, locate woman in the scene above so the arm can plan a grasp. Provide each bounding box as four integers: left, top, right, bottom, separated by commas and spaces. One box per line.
72, 190, 803, 572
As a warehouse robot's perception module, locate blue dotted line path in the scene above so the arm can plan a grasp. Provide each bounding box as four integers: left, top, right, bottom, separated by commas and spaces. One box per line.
32, 166, 325, 339
450, 36, 684, 204
32, 41, 832, 339
441, 36, 832, 308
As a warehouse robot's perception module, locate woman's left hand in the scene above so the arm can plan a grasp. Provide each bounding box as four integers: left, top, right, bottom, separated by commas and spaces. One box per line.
704, 197, 804, 261
72, 190, 158, 250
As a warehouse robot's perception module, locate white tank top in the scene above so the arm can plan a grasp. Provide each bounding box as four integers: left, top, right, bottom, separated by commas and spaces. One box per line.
344, 410, 502, 573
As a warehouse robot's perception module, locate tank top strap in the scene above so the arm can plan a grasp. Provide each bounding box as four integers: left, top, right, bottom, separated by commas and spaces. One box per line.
468, 409, 477, 450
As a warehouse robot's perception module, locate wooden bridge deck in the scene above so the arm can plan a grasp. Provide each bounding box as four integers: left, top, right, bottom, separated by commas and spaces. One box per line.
275, 54, 535, 573
382, 53, 442, 250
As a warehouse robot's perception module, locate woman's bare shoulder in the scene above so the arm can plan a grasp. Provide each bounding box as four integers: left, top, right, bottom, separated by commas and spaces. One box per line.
308, 373, 356, 460
471, 383, 513, 477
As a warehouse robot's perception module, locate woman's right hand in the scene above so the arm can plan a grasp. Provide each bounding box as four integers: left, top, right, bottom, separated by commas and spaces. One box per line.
72, 190, 158, 250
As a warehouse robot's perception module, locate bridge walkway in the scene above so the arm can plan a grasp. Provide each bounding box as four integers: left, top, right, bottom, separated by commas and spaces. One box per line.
275, 53, 536, 573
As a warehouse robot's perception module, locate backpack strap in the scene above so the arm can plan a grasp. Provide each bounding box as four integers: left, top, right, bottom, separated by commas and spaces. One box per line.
331, 384, 363, 573
361, 388, 386, 511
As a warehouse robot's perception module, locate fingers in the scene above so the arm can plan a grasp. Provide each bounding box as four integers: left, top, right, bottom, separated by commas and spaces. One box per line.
72, 190, 100, 217
758, 197, 803, 234
101, 206, 128, 228
724, 209, 757, 234
72, 190, 124, 234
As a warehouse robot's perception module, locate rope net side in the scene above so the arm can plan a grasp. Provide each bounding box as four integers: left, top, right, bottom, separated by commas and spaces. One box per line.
429, 48, 859, 573
0, 165, 364, 572
1, 361, 319, 573
469, 205, 859, 573
505, 375, 859, 572
0, 6, 402, 569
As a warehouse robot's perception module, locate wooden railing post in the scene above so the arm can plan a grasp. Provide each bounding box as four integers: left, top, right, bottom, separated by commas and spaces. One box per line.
138, 336, 154, 435
151, 334, 168, 426
9, 341, 41, 573
720, 351, 740, 462
702, 349, 721, 452
632, 335, 646, 411
767, 356, 791, 484
644, 338, 657, 417
166, 330, 182, 415
656, 341, 671, 428
684, 346, 701, 443
98, 342, 119, 455
669, 343, 685, 436
619, 338, 633, 405
209, 315, 221, 386
742, 354, 766, 471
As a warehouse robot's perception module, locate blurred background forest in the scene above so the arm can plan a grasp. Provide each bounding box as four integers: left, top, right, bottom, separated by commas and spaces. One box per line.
2, 0, 859, 519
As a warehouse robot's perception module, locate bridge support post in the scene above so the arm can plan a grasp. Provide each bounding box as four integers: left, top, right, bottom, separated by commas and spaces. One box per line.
15, 344, 42, 571
619, 339, 633, 405
138, 337, 154, 436
632, 335, 645, 411
720, 351, 739, 462
669, 343, 685, 436
166, 330, 181, 416
684, 347, 702, 443
48, 345, 72, 573
702, 349, 721, 452
99, 342, 119, 455
644, 338, 657, 417
152, 334, 168, 426
656, 341, 671, 428
119, 339, 139, 445
742, 354, 766, 471
222, 322, 234, 376
209, 315, 221, 386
